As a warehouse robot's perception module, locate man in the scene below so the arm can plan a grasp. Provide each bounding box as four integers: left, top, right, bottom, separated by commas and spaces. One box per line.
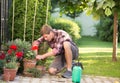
32, 24, 79, 78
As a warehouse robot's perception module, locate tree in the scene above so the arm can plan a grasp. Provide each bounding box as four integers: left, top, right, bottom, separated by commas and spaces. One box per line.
58, 0, 87, 18
8, 0, 48, 41
58, 0, 120, 61
85, 0, 120, 61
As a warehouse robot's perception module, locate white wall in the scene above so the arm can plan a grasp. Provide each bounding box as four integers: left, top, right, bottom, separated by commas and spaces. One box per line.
51, 8, 99, 36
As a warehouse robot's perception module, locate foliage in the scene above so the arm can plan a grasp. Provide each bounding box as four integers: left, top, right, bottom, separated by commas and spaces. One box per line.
27, 68, 41, 78
5, 39, 32, 62
50, 0, 59, 13
8, 0, 50, 41
5, 61, 18, 69
96, 16, 120, 42
36, 59, 46, 66
48, 18, 81, 44
23, 50, 36, 60
38, 42, 49, 54
57, 0, 120, 19
58, 0, 86, 18
0, 60, 5, 74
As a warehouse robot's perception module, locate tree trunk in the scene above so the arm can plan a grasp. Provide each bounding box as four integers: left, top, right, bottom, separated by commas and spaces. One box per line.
112, 11, 118, 61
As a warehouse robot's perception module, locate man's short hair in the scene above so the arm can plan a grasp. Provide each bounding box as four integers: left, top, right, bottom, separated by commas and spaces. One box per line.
40, 24, 53, 35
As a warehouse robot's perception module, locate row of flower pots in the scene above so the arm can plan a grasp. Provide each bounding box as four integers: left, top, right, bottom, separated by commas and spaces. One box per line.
2, 59, 45, 81
0, 39, 47, 81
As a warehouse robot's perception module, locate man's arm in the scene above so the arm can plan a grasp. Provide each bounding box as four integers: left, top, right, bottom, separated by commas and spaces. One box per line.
36, 51, 55, 60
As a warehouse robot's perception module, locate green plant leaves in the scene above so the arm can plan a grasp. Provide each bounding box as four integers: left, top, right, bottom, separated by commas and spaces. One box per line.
105, 8, 112, 16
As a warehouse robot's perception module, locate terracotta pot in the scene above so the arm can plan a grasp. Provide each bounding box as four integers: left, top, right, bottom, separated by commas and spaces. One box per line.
36, 65, 46, 71
36, 65, 46, 75
23, 72, 33, 77
23, 59, 36, 72
2, 73, 10, 81
3, 68, 18, 81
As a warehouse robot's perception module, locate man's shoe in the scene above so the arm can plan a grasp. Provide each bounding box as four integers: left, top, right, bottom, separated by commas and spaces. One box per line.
62, 70, 72, 78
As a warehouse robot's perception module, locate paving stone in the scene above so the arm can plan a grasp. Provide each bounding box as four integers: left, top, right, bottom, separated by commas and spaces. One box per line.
0, 74, 120, 83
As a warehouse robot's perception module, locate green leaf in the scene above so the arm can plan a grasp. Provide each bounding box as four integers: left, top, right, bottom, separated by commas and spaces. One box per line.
90, 0, 95, 3
92, 13, 100, 20
109, 0, 115, 8
96, 1, 104, 10
105, 8, 112, 16
103, 2, 108, 9
60, 0, 66, 2
86, 9, 92, 16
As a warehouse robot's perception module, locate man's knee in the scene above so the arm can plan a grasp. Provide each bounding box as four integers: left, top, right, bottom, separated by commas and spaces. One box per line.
48, 68, 57, 75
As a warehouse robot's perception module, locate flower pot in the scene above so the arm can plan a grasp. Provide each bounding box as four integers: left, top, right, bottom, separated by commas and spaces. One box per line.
23, 59, 36, 73
36, 65, 46, 75
36, 65, 46, 71
23, 72, 33, 77
3, 68, 18, 81
2, 73, 10, 81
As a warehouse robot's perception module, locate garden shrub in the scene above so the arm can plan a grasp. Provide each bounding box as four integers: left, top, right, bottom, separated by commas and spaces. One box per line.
96, 16, 120, 42
8, 0, 50, 42
48, 18, 81, 44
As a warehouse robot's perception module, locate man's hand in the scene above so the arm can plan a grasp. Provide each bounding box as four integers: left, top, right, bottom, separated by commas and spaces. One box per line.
36, 55, 45, 60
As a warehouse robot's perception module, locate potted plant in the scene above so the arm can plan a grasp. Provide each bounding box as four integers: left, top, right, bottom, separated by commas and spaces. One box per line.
34, 42, 48, 74
24, 68, 41, 78
23, 50, 36, 73
3, 61, 18, 81
4, 39, 32, 73
36, 59, 46, 73
0, 51, 6, 75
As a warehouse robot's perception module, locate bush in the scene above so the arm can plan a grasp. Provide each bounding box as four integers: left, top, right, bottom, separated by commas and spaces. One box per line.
48, 18, 81, 44
96, 16, 120, 42
8, 0, 50, 41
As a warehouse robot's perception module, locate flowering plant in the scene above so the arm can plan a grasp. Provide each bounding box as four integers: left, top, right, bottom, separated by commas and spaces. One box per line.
4, 39, 32, 63
0, 51, 6, 60
23, 46, 38, 60
6, 44, 24, 62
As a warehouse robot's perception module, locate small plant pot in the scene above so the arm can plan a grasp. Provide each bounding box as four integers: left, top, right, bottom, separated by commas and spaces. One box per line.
2, 73, 10, 81
23, 72, 33, 77
3, 68, 18, 81
36, 65, 46, 74
23, 59, 36, 73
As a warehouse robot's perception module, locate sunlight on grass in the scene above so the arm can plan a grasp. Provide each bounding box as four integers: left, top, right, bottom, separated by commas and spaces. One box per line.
79, 47, 120, 53
79, 51, 120, 78
77, 36, 120, 77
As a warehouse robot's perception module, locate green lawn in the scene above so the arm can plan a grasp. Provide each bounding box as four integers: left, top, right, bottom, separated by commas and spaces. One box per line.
78, 36, 120, 78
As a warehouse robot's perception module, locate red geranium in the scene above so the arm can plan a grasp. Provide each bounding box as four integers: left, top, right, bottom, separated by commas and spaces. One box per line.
7, 49, 13, 55
0, 52, 6, 60
9, 44, 17, 51
15, 51, 23, 59
31, 46, 38, 50
6, 44, 23, 62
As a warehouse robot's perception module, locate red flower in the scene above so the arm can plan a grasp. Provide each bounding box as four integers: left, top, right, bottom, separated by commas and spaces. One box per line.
0, 52, 6, 60
7, 49, 13, 55
31, 46, 38, 50
15, 51, 23, 59
9, 44, 17, 50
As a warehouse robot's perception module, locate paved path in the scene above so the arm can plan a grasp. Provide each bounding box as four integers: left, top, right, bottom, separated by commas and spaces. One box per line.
0, 74, 120, 83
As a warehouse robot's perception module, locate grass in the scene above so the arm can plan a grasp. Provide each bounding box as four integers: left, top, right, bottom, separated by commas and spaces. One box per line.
78, 36, 120, 78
